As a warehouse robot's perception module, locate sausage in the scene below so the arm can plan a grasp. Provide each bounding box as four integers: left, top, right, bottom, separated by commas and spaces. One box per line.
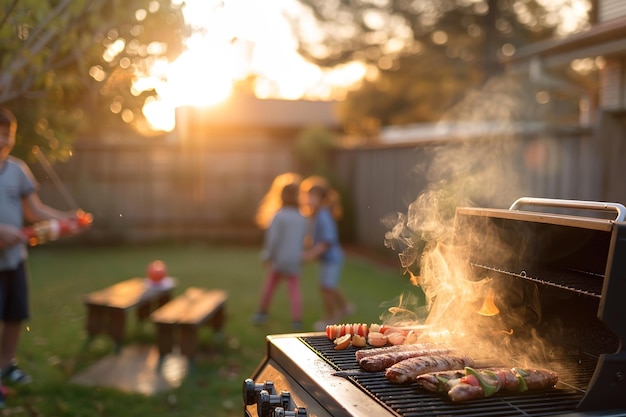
359, 348, 452, 372
417, 368, 519, 394
447, 368, 518, 402
415, 371, 465, 392
492, 368, 521, 392
355, 343, 444, 362
515, 368, 558, 390
448, 383, 485, 402
385, 355, 474, 384
447, 368, 558, 402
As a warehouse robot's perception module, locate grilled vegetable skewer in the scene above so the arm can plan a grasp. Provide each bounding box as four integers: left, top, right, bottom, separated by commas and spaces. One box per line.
417, 367, 559, 402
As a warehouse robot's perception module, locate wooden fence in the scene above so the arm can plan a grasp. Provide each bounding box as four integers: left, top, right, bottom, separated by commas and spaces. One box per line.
332, 125, 622, 250
35, 135, 297, 243
34, 119, 626, 247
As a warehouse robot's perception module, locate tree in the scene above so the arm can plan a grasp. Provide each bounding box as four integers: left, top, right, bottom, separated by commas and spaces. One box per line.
0, 0, 185, 162
293, 0, 593, 135
337, 47, 484, 137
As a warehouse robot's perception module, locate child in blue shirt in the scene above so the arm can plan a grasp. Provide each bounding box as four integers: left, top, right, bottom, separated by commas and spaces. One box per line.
0, 107, 80, 403
302, 177, 354, 331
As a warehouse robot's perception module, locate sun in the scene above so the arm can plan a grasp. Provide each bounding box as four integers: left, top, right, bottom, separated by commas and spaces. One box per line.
137, 0, 366, 132
139, 45, 239, 132
161, 48, 237, 107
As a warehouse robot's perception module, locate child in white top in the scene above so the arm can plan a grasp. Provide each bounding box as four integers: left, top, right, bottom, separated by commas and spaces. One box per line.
252, 173, 308, 330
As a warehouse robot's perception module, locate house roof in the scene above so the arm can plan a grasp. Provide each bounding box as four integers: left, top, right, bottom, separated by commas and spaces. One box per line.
506, 16, 626, 70
175, 96, 340, 130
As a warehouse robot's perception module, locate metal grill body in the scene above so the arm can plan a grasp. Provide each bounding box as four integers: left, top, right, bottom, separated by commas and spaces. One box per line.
245, 199, 626, 417
245, 334, 626, 417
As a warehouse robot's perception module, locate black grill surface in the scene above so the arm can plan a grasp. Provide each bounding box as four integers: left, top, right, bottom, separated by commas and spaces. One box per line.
301, 336, 592, 417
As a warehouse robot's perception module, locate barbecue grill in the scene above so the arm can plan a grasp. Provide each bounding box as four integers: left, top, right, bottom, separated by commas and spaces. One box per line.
243, 198, 626, 417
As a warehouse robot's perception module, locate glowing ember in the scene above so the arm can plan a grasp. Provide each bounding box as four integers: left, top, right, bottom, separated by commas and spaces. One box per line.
477, 287, 500, 316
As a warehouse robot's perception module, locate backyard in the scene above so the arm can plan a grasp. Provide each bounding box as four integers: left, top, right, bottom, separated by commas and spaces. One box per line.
6, 243, 415, 417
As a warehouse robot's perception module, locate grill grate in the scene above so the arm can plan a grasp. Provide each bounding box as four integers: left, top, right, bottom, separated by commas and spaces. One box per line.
472, 263, 604, 298
301, 336, 591, 417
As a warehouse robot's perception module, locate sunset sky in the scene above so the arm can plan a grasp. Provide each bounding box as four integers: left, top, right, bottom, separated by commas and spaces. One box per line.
139, 0, 366, 131
136, 0, 592, 132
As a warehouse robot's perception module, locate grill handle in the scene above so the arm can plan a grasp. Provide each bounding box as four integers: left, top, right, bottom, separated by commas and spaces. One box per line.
509, 197, 626, 222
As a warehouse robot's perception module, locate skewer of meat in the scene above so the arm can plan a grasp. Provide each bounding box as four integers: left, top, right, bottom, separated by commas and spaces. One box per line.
418, 368, 520, 394
415, 370, 466, 392
447, 367, 558, 402
360, 348, 453, 372
385, 354, 474, 384
355, 343, 446, 362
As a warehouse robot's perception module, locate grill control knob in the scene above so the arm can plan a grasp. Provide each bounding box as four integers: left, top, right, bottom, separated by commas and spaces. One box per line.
243, 378, 275, 405
280, 391, 292, 409
257, 390, 292, 417
274, 407, 308, 417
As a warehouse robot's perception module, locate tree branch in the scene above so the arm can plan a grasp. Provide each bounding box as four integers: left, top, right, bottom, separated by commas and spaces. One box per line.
0, 0, 20, 32
0, 0, 79, 95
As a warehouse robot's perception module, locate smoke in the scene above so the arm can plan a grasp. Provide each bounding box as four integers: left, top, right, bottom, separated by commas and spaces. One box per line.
384, 75, 556, 365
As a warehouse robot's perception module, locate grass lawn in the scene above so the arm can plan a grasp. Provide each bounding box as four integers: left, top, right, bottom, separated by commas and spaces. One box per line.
6, 243, 416, 416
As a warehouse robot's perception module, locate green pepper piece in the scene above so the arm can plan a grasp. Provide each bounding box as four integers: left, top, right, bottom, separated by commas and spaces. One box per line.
465, 367, 500, 397
436, 376, 449, 392
514, 368, 528, 392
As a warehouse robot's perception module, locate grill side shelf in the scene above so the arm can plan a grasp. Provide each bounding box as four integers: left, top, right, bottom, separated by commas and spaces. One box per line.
298, 337, 404, 417
265, 334, 403, 417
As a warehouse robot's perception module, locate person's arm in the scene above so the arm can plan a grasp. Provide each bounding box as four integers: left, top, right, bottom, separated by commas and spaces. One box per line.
303, 241, 329, 261
22, 192, 77, 224
261, 215, 281, 267
303, 211, 335, 261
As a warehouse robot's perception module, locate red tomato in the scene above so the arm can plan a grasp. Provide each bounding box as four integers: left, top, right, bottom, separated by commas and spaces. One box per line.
326, 325, 334, 340
460, 374, 480, 386
147, 260, 167, 283
494, 371, 506, 386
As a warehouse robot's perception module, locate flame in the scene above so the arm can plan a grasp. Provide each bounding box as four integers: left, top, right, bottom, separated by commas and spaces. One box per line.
404, 268, 420, 286
494, 329, 514, 335
477, 287, 500, 316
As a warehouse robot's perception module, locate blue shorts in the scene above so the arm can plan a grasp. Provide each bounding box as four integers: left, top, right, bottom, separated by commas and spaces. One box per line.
0, 262, 29, 321
319, 262, 343, 290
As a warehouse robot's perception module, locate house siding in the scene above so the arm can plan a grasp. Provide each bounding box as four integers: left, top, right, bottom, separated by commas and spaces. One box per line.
600, 58, 625, 110
599, 0, 626, 22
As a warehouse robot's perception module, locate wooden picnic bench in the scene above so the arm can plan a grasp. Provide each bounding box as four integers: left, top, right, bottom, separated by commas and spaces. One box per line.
84, 277, 175, 352
150, 287, 227, 367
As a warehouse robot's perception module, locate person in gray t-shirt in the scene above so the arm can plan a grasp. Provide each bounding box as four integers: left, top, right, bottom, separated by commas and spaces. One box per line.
0, 107, 79, 390
252, 176, 308, 330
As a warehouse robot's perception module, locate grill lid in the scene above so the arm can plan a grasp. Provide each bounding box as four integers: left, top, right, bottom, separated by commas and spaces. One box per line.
453, 198, 626, 411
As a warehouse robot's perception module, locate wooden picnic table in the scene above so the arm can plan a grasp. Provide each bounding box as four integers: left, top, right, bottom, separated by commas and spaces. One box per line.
150, 287, 227, 368
84, 277, 175, 352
